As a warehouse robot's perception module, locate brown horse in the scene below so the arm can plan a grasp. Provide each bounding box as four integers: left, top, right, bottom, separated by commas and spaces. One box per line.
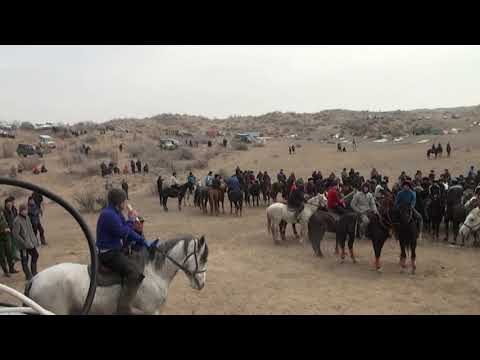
208, 188, 221, 216
218, 183, 226, 213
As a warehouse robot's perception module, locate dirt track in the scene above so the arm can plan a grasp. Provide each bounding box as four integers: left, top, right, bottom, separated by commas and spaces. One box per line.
2, 131, 480, 314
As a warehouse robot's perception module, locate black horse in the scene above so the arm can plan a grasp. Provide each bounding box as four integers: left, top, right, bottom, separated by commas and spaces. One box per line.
389, 204, 418, 274
366, 212, 391, 272
194, 186, 209, 214
228, 189, 243, 216
270, 182, 284, 202
445, 202, 466, 244
335, 212, 360, 263
248, 182, 261, 207
260, 180, 272, 205
158, 181, 189, 212
426, 191, 444, 241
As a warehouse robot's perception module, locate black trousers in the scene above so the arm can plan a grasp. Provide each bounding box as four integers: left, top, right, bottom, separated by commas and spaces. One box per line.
32, 222, 46, 245
333, 205, 346, 215
98, 249, 143, 285
0, 240, 14, 273
20, 248, 39, 279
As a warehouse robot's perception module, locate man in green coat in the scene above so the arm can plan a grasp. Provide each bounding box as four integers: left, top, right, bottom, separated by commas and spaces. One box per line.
0, 210, 18, 277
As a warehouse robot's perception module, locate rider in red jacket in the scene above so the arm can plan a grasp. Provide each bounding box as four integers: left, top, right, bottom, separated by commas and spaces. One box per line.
327, 180, 346, 215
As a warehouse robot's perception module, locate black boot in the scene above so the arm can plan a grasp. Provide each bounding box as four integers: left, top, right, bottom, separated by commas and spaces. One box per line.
116, 277, 144, 315
22, 261, 33, 280
1, 263, 10, 277
8, 264, 19, 274
31, 262, 38, 277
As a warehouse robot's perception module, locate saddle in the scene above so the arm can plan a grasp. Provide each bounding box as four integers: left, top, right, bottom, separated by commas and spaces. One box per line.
88, 249, 146, 287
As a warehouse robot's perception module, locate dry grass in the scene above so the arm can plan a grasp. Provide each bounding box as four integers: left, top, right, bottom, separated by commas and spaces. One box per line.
233, 142, 249, 151
73, 190, 102, 213
1, 143, 15, 158
179, 148, 195, 160
60, 153, 85, 168
84, 135, 98, 145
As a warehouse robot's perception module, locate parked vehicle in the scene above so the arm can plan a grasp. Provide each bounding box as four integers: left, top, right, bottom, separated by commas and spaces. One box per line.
39, 135, 56, 150
17, 144, 44, 157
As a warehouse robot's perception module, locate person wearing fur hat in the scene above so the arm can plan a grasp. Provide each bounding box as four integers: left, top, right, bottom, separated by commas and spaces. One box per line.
288, 179, 306, 221
96, 188, 151, 314
351, 182, 378, 239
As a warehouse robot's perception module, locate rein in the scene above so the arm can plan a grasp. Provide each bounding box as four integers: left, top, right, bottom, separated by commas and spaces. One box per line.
155, 238, 206, 287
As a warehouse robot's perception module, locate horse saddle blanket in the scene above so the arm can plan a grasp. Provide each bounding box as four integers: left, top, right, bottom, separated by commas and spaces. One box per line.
88, 250, 146, 287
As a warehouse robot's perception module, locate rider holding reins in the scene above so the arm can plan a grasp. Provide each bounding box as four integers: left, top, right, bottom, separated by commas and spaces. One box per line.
96, 189, 151, 315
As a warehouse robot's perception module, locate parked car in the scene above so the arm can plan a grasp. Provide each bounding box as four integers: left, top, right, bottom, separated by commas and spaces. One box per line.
159, 139, 178, 150
39, 135, 56, 150
16, 144, 44, 158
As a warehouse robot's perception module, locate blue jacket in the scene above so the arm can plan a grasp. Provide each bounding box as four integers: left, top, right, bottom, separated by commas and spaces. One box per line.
96, 205, 148, 251
205, 175, 213, 187
227, 176, 241, 191
395, 190, 416, 209
187, 175, 196, 184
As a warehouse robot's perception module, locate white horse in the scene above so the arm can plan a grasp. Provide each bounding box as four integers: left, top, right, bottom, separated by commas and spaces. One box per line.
266, 194, 327, 244
459, 207, 480, 246
26, 235, 208, 315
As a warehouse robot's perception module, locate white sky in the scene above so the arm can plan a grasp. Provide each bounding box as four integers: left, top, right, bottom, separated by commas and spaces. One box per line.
1, 45, 479, 124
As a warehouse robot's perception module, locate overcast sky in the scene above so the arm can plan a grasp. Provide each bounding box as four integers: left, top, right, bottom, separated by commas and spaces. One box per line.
1, 45, 479, 124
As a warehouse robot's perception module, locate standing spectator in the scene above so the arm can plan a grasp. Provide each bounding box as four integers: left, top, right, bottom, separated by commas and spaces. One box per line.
130, 160, 136, 174
121, 179, 129, 200
292, 145, 296, 154
136, 159, 142, 174
32, 192, 44, 212
28, 196, 47, 246
446, 142, 451, 157
0, 210, 18, 277
119, 143, 124, 152
123, 164, 129, 175
352, 137, 357, 152
143, 163, 149, 174
3, 197, 20, 263
289, 146, 292, 155
12, 204, 40, 280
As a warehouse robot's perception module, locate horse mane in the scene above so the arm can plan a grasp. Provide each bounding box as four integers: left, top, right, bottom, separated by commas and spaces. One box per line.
153, 235, 196, 269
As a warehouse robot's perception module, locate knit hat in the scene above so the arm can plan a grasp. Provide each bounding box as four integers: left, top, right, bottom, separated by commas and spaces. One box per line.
107, 188, 127, 207
19, 204, 27, 212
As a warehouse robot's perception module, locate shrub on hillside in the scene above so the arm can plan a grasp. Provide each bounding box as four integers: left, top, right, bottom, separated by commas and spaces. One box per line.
92, 149, 110, 159
179, 148, 195, 160
84, 135, 98, 145
253, 142, 265, 148
73, 190, 100, 213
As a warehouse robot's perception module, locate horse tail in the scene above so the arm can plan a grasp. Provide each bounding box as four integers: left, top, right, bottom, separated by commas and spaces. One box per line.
267, 210, 272, 234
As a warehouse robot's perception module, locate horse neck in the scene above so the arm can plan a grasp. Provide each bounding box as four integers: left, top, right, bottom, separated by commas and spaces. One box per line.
153, 241, 188, 284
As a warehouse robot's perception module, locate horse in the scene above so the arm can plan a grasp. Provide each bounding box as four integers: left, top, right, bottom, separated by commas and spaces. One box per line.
249, 182, 261, 207
444, 191, 466, 243
426, 191, 444, 241
366, 211, 391, 272
335, 211, 361, 263
194, 185, 209, 214
184, 182, 196, 207
228, 189, 243, 216
459, 207, 480, 246
25, 236, 209, 315
270, 182, 284, 202
158, 180, 189, 212
388, 203, 418, 274
208, 187, 221, 216
266, 194, 327, 245
307, 209, 338, 257
261, 180, 272, 205
218, 182, 227, 213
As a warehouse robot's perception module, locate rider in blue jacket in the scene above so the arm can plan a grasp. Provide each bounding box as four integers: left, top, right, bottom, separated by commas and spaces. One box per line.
96, 188, 150, 314
227, 175, 241, 192
394, 180, 423, 235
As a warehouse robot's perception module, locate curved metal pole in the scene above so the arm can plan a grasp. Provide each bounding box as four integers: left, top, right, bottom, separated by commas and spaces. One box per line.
0, 177, 97, 315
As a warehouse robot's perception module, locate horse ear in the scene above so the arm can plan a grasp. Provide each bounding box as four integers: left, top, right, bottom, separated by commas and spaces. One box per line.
198, 235, 205, 247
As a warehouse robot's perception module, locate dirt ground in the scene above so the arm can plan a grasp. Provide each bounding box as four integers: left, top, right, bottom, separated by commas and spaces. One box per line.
1, 129, 480, 314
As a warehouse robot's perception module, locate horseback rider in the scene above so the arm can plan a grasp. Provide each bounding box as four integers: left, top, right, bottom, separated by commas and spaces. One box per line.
277, 169, 287, 184
394, 180, 423, 234
170, 172, 181, 191
96, 189, 151, 315
351, 182, 378, 239
257, 171, 264, 183
447, 178, 464, 205
227, 173, 241, 192
212, 174, 221, 189
187, 172, 196, 187
327, 179, 346, 215
263, 171, 271, 185
204, 171, 213, 187
288, 179, 306, 221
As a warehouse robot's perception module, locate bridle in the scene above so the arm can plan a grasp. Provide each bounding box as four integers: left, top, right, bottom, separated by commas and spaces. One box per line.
156, 238, 207, 287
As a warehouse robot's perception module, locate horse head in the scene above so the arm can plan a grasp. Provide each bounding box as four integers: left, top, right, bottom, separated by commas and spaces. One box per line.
459, 207, 480, 241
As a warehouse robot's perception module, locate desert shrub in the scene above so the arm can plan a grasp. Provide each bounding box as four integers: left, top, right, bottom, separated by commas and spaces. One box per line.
73, 190, 99, 213
128, 144, 146, 158
192, 159, 208, 170
84, 135, 98, 145
18, 157, 42, 171
60, 153, 85, 168
179, 148, 195, 160
232, 142, 248, 151
2, 143, 15, 158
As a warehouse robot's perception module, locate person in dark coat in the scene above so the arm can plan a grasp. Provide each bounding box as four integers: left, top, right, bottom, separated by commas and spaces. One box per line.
28, 196, 47, 246
136, 160, 142, 174
0, 210, 18, 277
3, 197, 19, 263
143, 164, 149, 174
130, 160, 136, 174
13, 204, 40, 280
121, 179, 129, 200
288, 179, 306, 221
